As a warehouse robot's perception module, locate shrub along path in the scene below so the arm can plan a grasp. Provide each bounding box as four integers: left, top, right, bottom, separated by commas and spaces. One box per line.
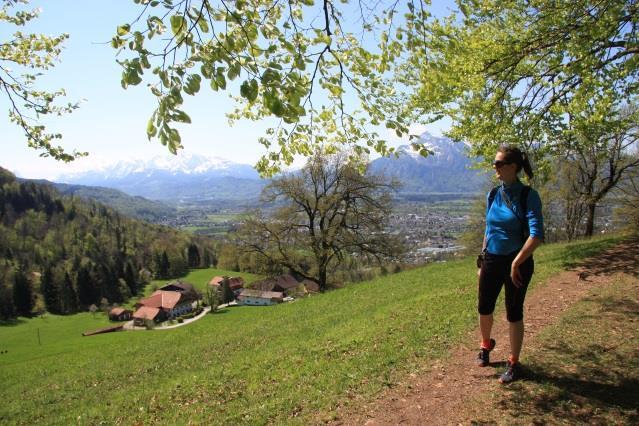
331, 236, 639, 425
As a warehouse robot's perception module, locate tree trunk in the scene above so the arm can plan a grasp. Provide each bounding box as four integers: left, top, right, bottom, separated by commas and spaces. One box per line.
318, 265, 327, 292
584, 201, 597, 237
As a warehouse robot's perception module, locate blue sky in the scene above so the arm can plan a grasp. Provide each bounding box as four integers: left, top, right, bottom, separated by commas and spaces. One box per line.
2, 0, 455, 179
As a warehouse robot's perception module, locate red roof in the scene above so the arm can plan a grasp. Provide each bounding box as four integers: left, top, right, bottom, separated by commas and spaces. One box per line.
209, 276, 224, 286
137, 290, 182, 310
109, 307, 128, 316
252, 274, 299, 292
209, 276, 245, 290
133, 306, 161, 320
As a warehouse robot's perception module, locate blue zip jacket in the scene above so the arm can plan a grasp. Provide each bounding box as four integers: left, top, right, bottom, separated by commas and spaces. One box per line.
485, 180, 544, 255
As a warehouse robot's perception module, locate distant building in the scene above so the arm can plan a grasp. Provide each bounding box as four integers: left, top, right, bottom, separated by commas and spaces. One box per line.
300, 279, 320, 293
109, 307, 133, 321
160, 281, 201, 303
132, 306, 161, 325
209, 276, 245, 292
132, 290, 193, 326
237, 289, 284, 306
209, 276, 245, 298
251, 274, 300, 294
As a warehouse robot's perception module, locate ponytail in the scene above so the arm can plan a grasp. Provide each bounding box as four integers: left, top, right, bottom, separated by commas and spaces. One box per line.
498, 145, 534, 179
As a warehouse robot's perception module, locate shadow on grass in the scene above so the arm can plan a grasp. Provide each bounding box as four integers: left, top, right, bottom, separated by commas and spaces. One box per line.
496, 280, 639, 424
581, 294, 639, 319
0, 318, 27, 327
503, 367, 639, 424
561, 236, 639, 278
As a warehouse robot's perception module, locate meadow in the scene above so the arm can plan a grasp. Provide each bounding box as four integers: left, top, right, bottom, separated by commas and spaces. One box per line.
0, 235, 621, 425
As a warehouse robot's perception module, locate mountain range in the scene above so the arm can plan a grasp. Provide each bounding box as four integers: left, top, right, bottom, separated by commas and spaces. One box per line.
58, 152, 264, 202
370, 133, 489, 194
57, 133, 488, 203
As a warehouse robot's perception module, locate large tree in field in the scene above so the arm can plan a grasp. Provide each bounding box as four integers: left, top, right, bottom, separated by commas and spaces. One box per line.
114, 0, 425, 175
396, 0, 638, 165
235, 152, 402, 291
0, 0, 83, 161
555, 104, 639, 236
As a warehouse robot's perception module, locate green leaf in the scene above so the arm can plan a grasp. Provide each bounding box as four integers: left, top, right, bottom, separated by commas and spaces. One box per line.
117, 24, 130, 36
295, 55, 306, 71
184, 74, 202, 95
122, 68, 142, 88
197, 18, 209, 33
173, 110, 191, 123
146, 118, 157, 139
216, 73, 227, 90
240, 80, 251, 99
269, 98, 285, 117
240, 80, 259, 102
170, 15, 186, 36
248, 79, 259, 102
111, 37, 125, 49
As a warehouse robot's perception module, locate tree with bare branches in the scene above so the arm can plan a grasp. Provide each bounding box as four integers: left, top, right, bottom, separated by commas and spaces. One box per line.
234, 152, 402, 291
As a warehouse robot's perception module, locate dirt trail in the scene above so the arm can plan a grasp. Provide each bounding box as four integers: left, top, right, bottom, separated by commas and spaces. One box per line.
329, 237, 639, 425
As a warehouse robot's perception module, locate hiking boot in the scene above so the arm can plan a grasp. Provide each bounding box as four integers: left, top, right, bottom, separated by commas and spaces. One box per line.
499, 361, 522, 384
476, 338, 496, 367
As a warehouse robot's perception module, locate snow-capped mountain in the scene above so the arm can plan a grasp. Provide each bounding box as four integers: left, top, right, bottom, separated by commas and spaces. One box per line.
57, 134, 488, 202
370, 132, 489, 193
58, 152, 264, 201
61, 152, 259, 181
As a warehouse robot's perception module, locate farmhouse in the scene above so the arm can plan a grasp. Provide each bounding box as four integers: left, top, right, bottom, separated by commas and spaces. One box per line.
209, 276, 245, 292
132, 306, 161, 324
132, 290, 194, 326
160, 281, 201, 302
237, 289, 284, 306
108, 307, 132, 321
251, 274, 300, 294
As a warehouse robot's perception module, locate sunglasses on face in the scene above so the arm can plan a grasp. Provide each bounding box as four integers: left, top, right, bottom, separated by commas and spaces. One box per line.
492, 160, 513, 169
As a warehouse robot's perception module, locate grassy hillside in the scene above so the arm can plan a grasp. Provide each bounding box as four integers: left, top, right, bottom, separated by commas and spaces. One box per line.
0, 235, 622, 425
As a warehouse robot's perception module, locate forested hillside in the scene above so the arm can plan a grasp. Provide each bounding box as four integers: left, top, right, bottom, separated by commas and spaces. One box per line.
0, 167, 216, 319
47, 181, 176, 223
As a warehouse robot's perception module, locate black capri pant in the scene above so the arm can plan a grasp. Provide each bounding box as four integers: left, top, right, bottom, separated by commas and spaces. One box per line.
478, 251, 534, 322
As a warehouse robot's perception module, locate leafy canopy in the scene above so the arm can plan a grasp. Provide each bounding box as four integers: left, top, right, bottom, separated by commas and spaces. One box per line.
397, 0, 638, 171
0, 0, 84, 161
114, 0, 423, 176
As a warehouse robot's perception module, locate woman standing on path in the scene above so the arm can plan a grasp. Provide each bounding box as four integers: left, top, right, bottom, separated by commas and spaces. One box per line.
476, 145, 544, 383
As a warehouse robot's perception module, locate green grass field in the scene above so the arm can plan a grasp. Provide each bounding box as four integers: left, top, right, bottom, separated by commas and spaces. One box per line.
0, 235, 622, 425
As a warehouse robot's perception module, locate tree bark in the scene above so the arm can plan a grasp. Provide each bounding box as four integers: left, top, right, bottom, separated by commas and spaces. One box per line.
584, 201, 597, 237
318, 265, 327, 292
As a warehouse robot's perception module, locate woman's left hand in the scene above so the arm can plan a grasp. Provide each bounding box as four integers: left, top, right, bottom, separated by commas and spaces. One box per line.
511, 262, 523, 288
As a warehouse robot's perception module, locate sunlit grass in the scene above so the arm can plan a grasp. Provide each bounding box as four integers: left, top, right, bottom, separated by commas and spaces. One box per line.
0, 235, 623, 425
